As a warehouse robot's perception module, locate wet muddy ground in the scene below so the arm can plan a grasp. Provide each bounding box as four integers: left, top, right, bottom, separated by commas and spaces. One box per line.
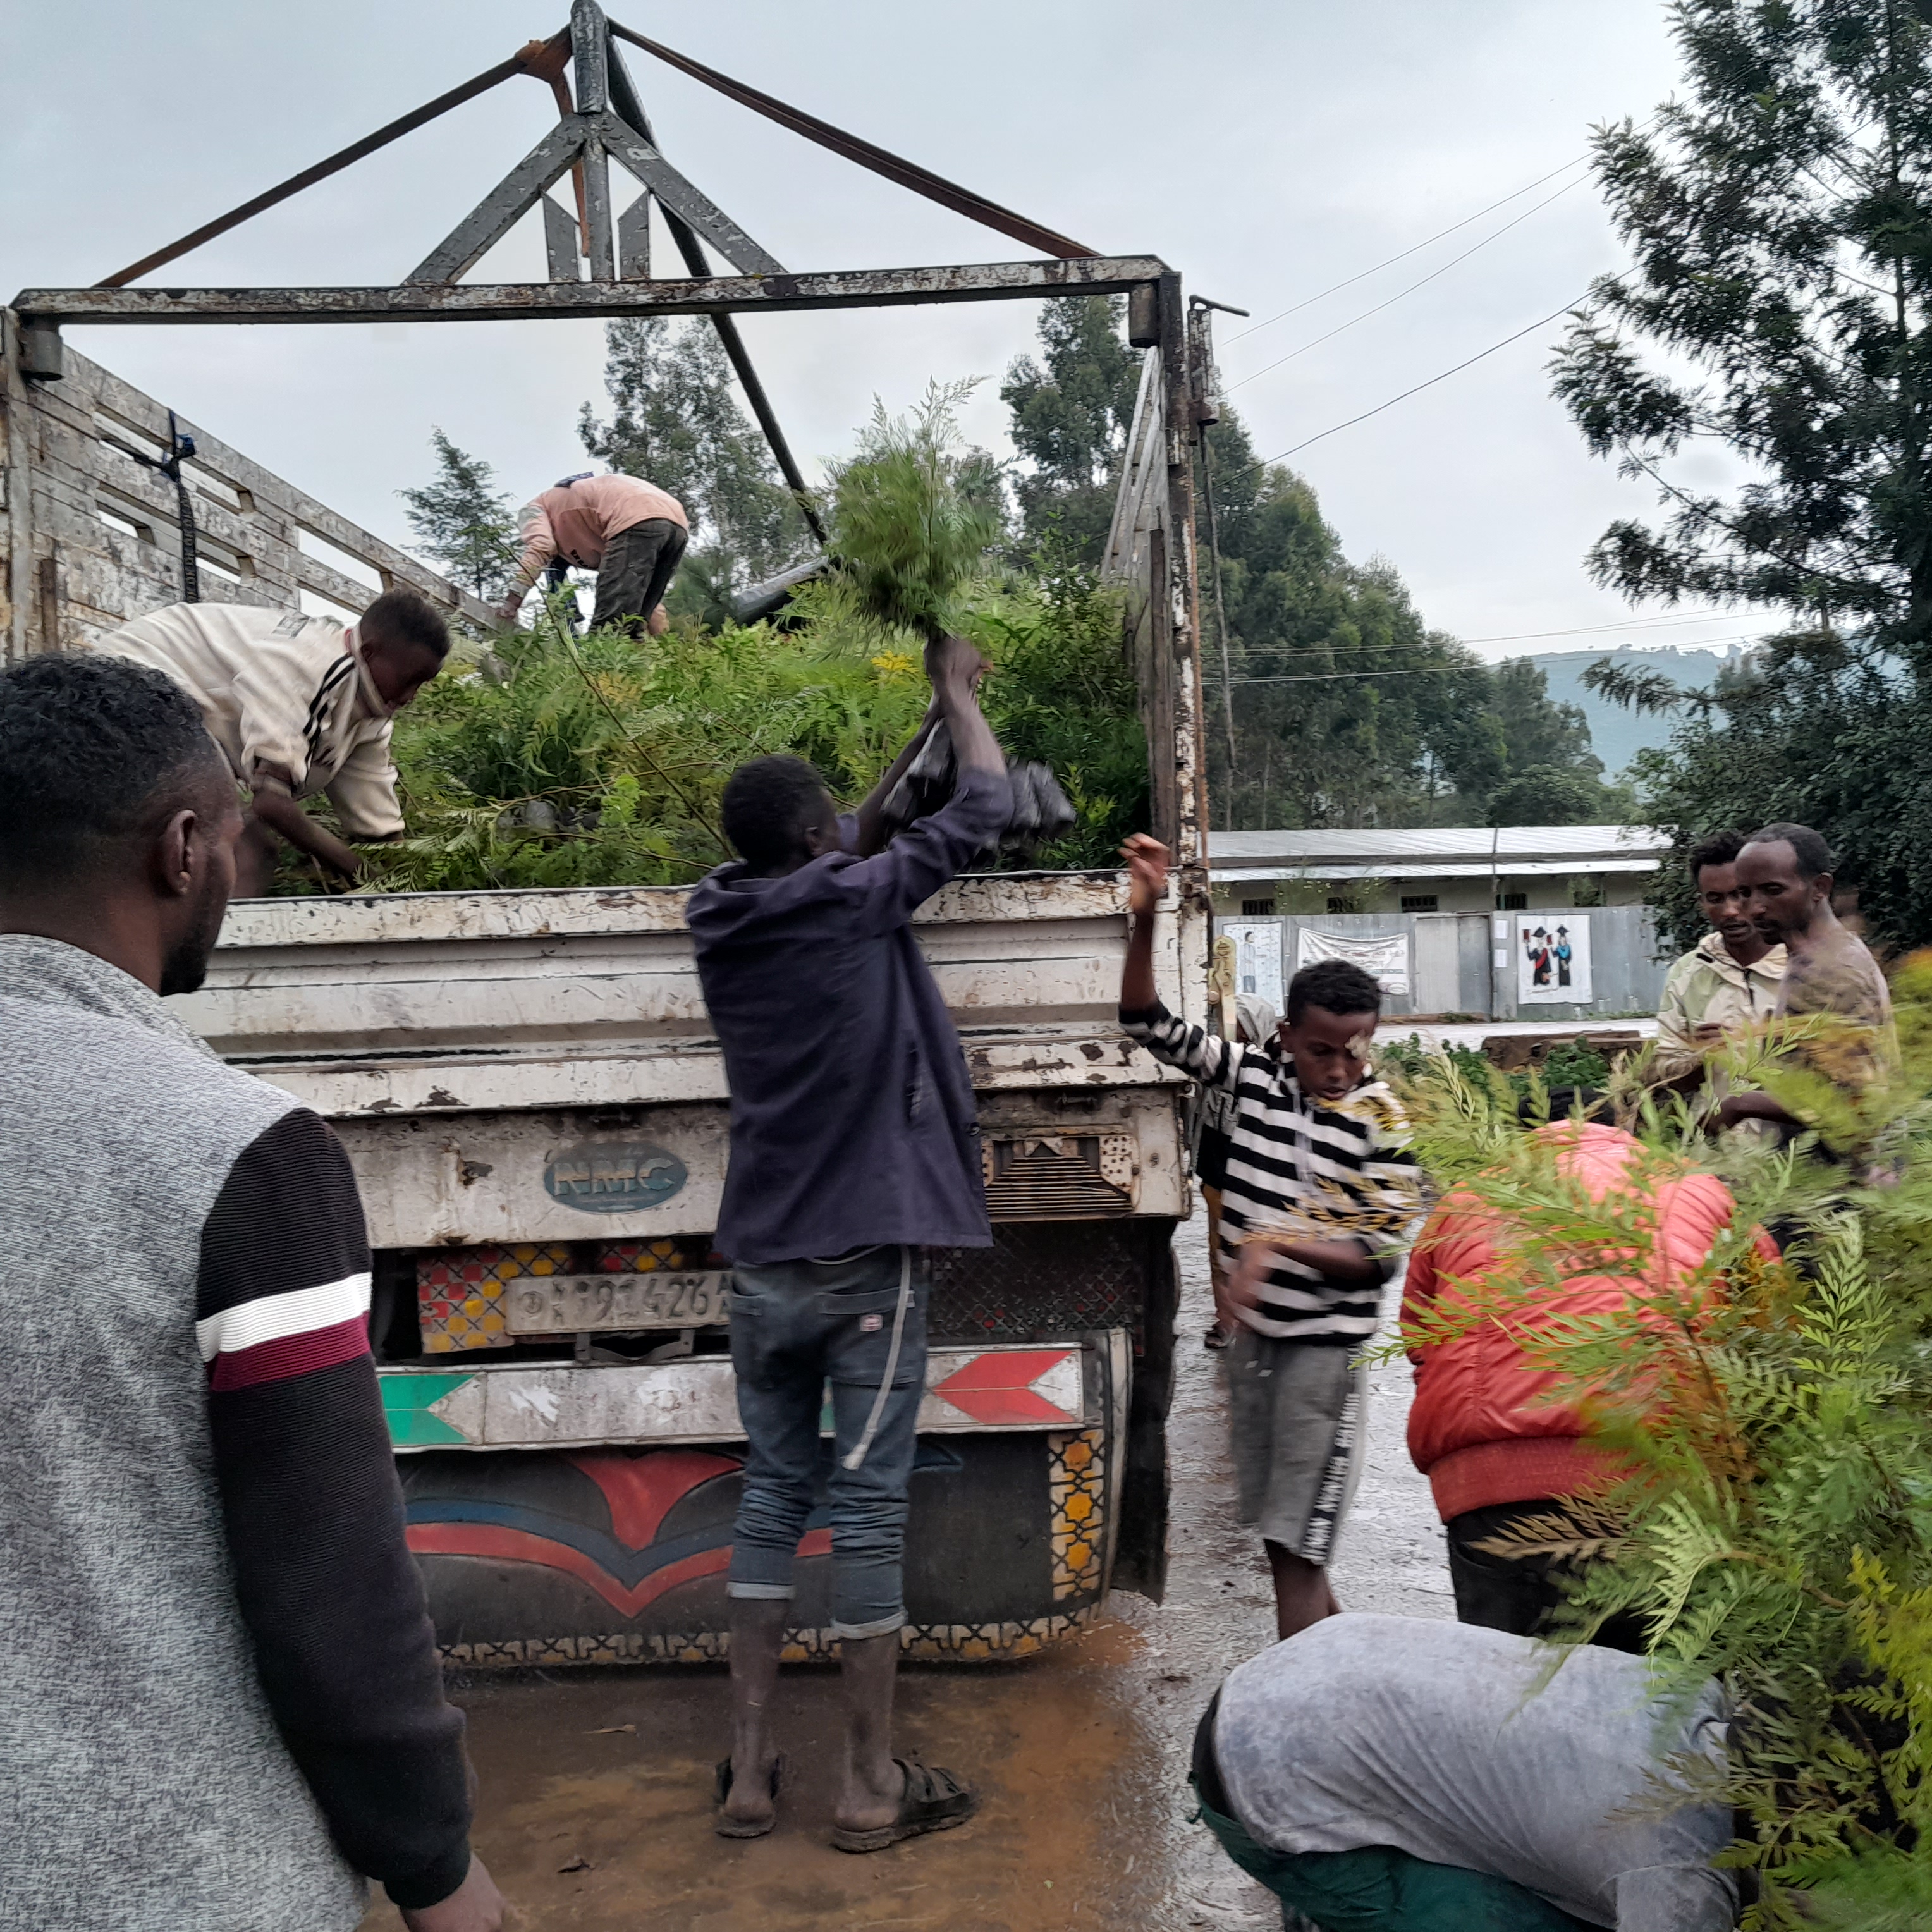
361, 1212, 1451, 1932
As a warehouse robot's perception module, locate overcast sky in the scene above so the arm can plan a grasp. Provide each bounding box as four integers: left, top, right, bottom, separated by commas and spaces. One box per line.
1, 0, 1761, 663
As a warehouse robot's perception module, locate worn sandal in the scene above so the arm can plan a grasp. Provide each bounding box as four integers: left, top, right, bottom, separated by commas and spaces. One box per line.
712, 1751, 786, 1838
830, 1757, 978, 1853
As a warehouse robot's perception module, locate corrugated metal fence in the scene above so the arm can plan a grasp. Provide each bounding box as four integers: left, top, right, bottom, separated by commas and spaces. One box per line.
1213, 905, 1667, 1024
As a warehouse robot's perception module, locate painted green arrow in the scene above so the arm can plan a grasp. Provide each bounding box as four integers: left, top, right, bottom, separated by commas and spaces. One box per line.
379, 1371, 475, 1448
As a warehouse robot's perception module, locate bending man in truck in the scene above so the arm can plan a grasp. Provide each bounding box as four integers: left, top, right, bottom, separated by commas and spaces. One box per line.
97, 588, 450, 895
688, 633, 1008, 1850
498, 471, 689, 636
1120, 835, 1420, 1639
0, 653, 501, 1932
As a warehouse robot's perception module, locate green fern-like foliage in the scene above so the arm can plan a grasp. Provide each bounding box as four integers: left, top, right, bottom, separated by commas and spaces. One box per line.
276, 580, 1144, 895
1385, 963, 1932, 1923
826, 380, 1003, 644
267, 388, 1142, 894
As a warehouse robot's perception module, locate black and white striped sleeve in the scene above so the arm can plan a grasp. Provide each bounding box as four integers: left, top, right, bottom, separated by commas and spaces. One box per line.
1120, 998, 1244, 1091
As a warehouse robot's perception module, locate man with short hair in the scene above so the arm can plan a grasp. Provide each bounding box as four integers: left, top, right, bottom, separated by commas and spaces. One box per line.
1653, 829, 1785, 1091
97, 588, 450, 892
499, 470, 690, 635
687, 634, 1008, 1849
0, 654, 500, 1932
1717, 821, 1896, 1139
1120, 837, 1420, 1639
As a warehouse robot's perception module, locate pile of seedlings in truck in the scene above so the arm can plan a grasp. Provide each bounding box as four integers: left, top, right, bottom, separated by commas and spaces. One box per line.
278, 389, 1147, 894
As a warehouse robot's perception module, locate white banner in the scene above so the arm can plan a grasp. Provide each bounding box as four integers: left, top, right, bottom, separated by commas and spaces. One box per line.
1516, 915, 1592, 1004
1220, 922, 1284, 1010
1295, 927, 1412, 999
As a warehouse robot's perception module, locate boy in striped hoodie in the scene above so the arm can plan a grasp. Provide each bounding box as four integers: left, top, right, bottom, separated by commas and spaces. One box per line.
1120, 835, 1420, 1638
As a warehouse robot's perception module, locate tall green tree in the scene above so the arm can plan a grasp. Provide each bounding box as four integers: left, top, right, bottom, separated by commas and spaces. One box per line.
398, 429, 517, 601
1199, 408, 1623, 829
997, 298, 1617, 828
579, 317, 812, 591
1555, 0, 1932, 945
1000, 295, 1143, 563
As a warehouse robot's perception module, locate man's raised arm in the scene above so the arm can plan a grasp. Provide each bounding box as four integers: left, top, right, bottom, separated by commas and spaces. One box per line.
1118, 834, 1236, 1088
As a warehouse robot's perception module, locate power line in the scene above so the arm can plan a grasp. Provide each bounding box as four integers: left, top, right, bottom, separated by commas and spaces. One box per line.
1224, 152, 1593, 345
1225, 174, 1590, 394
1242, 294, 1590, 474
1461, 610, 1761, 645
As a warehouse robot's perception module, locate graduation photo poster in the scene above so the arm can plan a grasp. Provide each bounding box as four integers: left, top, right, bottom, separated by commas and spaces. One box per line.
1516, 915, 1592, 1003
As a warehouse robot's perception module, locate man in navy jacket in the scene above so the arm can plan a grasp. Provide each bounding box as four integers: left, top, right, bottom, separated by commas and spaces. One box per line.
688, 633, 1010, 1852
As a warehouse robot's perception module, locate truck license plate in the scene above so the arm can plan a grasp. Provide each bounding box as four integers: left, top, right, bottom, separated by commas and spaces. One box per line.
504, 1271, 732, 1335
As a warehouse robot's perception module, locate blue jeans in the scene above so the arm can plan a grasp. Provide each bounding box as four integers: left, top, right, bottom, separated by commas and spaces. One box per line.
726, 1246, 928, 1639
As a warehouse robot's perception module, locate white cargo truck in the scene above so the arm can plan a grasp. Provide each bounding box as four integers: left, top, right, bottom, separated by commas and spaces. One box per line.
4, 315, 1213, 1666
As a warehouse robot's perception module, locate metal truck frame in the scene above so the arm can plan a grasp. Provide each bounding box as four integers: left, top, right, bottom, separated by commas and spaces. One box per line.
3, 1, 1215, 1664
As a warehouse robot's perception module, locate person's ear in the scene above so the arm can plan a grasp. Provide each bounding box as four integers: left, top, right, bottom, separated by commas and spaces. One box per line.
1814, 871, 1835, 903
149, 808, 200, 900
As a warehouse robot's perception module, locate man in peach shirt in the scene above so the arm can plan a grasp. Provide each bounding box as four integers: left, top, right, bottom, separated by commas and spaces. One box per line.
498, 472, 689, 635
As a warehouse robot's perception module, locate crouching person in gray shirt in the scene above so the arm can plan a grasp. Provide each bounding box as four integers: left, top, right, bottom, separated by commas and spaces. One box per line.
1194, 1614, 1737, 1931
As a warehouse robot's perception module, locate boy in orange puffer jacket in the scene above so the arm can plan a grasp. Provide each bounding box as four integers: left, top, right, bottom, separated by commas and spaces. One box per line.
1403, 1120, 1777, 1649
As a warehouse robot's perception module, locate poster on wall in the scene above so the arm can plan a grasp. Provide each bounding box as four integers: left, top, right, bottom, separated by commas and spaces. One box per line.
1295, 927, 1412, 1000
1221, 922, 1283, 1011
1516, 915, 1592, 1004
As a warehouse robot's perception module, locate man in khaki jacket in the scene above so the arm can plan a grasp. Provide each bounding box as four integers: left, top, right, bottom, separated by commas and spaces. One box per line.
1654, 829, 1785, 1088
97, 590, 449, 894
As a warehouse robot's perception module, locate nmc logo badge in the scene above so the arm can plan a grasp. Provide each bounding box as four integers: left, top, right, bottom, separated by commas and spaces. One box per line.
544, 1140, 688, 1214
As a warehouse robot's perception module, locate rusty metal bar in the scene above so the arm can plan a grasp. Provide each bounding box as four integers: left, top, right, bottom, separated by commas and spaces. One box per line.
94, 33, 571, 291
18, 256, 1168, 326
603, 35, 822, 542
606, 20, 1096, 260
405, 116, 590, 286
713, 317, 825, 542
1156, 271, 1209, 869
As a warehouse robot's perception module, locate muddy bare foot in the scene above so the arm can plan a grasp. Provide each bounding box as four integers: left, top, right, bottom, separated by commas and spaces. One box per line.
832, 1759, 977, 1853
716, 1751, 784, 1838
835, 1756, 905, 1837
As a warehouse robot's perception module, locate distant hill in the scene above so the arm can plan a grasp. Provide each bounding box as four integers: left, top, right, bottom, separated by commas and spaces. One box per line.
1525, 644, 1746, 778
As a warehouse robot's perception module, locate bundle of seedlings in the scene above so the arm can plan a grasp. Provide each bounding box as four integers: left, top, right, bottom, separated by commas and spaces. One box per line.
1382, 982, 1932, 1925
828, 383, 1076, 861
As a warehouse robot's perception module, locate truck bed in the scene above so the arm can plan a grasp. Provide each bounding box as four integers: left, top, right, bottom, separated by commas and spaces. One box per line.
181, 871, 1198, 1117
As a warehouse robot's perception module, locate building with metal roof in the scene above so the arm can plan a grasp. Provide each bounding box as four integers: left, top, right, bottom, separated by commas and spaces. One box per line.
1208, 823, 1667, 919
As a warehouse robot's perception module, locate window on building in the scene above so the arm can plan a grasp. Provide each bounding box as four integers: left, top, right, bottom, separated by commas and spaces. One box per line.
1399, 894, 1439, 913
1326, 896, 1359, 915
1495, 891, 1527, 911
1240, 898, 1277, 917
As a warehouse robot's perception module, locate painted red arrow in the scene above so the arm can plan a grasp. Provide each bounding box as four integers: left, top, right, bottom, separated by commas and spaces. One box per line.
931, 1348, 1079, 1426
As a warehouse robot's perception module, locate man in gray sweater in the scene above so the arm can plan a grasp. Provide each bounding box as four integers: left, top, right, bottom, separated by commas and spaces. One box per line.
0, 654, 503, 1932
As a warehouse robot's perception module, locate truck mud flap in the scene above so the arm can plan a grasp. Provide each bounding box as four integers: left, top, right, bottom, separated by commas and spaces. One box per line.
1110, 1232, 1178, 1603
